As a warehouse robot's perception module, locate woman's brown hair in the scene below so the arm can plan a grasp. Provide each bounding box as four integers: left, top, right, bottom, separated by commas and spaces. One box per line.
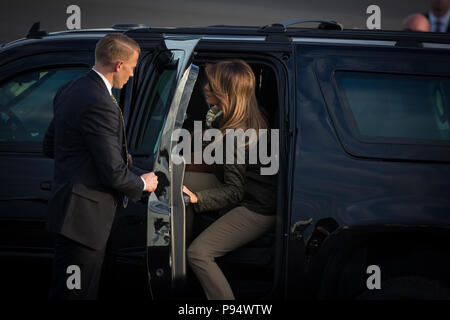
205, 59, 268, 133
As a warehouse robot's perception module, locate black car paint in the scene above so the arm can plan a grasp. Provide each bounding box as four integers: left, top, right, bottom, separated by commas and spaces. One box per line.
0, 27, 449, 299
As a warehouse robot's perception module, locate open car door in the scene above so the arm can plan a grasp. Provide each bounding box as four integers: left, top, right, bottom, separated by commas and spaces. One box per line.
145, 38, 199, 298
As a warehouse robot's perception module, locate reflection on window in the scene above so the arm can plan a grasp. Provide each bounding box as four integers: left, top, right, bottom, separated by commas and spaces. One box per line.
336, 72, 450, 142
137, 68, 176, 155
0, 68, 87, 143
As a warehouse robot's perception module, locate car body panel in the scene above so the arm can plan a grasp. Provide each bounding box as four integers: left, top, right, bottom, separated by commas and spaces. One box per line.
1, 26, 450, 299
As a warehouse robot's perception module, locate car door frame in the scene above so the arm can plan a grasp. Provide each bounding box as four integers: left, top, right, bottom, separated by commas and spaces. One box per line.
125, 37, 200, 296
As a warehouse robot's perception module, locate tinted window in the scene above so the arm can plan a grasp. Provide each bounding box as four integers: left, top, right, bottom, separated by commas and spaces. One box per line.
336, 72, 450, 142
133, 68, 176, 155
0, 67, 87, 143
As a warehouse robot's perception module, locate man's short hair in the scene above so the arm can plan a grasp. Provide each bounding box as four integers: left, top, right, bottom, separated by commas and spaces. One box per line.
95, 33, 141, 66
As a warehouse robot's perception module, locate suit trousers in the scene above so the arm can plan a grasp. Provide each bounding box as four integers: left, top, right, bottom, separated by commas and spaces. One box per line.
48, 233, 106, 300
184, 171, 275, 300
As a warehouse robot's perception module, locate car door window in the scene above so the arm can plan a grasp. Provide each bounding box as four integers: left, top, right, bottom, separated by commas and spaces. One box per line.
124, 48, 180, 175
134, 67, 176, 155
336, 72, 450, 142
310, 44, 450, 163
0, 67, 87, 144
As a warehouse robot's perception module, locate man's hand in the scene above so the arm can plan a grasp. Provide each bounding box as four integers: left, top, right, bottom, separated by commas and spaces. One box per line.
141, 172, 158, 193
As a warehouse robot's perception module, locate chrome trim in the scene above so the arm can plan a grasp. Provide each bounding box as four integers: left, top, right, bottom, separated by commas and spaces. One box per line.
292, 37, 396, 46
45, 33, 113, 40
423, 43, 450, 49
202, 35, 266, 41
163, 34, 266, 41
48, 29, 116, 36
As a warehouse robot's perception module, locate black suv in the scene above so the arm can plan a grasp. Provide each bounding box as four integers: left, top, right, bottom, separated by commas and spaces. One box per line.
1, 20, 450, 300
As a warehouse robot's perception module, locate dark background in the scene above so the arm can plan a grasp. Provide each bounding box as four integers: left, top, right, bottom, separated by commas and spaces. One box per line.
1, 0, 429, 43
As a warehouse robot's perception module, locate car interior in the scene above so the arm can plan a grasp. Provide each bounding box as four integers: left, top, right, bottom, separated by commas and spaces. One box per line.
180, 57, 280, 298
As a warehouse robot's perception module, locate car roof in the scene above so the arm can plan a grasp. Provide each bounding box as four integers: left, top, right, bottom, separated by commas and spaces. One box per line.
141, 25, 450, 44
2, 24, 450, 50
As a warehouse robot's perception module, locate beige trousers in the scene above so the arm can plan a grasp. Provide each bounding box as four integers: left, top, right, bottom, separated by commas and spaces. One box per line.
184, 171, 275, 300
184, 171, 223, 245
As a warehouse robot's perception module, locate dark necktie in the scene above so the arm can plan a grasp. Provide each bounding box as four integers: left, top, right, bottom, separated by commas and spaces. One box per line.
111, 94, 129, 208
435, 20, 442, 32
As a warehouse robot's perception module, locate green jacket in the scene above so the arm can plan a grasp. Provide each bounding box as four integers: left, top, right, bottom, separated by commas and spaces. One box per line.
193, 134, 276, 215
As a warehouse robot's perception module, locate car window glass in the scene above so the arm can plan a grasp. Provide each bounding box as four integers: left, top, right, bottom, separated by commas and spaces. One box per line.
0, 67, 87, 143
336, 72, 450, 142
134, 68, 177, 155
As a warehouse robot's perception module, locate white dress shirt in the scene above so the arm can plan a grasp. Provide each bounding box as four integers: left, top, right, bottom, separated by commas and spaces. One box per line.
91, 68, 147, 191
92, 67, 112, 95
429, 10, 450, 32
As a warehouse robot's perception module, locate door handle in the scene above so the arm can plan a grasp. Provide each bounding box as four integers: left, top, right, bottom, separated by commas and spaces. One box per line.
40, 181, 52, 191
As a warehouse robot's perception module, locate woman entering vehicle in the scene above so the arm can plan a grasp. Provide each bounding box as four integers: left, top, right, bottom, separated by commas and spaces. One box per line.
183, 59, 276, 300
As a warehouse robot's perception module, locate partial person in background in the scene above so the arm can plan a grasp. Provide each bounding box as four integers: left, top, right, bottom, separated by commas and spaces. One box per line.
403, 13, 430, 31
424, 0, 450, 32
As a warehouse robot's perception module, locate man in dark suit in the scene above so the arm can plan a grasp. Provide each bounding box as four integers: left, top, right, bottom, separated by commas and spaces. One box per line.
425, 0, 450, 32
43, 34, 158, 299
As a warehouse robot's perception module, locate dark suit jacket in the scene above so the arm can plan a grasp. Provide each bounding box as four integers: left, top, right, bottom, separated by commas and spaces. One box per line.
43, 70, 144, 250
423, 12, 450, 32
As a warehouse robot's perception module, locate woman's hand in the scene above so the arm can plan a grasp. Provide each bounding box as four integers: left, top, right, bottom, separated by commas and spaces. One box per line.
183, 186, 198, 204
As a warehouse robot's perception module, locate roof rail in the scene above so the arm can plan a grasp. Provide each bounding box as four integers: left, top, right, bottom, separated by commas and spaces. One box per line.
26, 22, 48, 39
260, 18, 343, 32
112, 24, 150, 30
